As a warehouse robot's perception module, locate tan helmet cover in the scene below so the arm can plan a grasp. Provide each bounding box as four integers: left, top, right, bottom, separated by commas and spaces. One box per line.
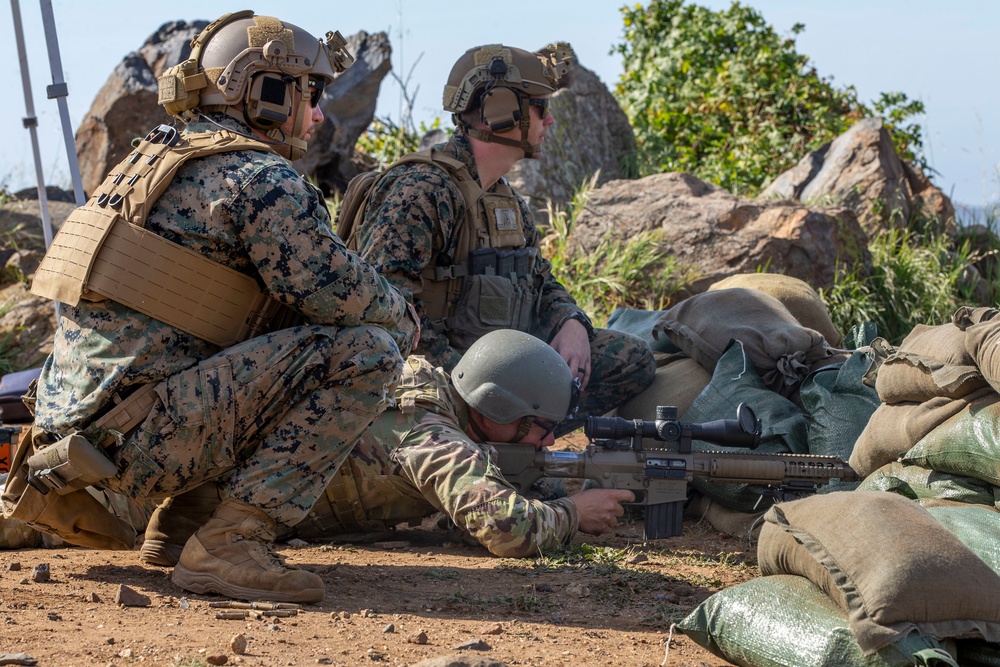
157, 10, 354, 158
442, 42, 572, 158
452, 329, 573, 424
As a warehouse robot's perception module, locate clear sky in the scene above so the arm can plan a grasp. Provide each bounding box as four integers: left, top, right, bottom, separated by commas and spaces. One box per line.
1, 1, 997, 211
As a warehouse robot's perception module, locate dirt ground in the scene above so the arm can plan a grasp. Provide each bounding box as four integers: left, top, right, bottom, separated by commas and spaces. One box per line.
0, 509, 756, 667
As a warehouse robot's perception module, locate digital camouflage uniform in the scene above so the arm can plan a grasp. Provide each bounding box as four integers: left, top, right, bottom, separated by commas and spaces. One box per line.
33, 113, 416, 528
292, 356, 579, 557
356, 130, 655, 429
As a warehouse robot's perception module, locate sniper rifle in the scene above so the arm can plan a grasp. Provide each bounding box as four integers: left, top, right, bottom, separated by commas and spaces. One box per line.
493, 404, 857, 540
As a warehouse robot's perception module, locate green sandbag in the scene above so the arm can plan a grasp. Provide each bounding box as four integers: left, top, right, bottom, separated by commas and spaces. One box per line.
901, 393, 1000, 487
798, 348, 879, 483
677, 574, 958, 667
605, 307, 677, 353
683, 340, 810, 510
926, 504, 1000, 574
858, 462, 997, 508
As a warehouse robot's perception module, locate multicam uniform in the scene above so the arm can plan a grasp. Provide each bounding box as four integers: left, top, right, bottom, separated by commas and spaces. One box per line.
32, 114, 415, 527
356, 130, 655, 427
292, 356, 579, 557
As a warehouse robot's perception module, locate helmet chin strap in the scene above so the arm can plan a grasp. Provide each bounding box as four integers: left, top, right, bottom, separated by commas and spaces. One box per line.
459, 95, 543, 159
267, 74, 310, 161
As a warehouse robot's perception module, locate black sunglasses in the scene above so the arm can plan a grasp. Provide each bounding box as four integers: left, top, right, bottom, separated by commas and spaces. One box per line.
307, 78, 326, 108
527, 97, 550, 117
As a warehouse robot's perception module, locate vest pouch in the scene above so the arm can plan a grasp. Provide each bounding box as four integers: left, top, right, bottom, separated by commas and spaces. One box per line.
511, 278, 541, 333
2, 426, 136, 550
446, 274, 522, 350
25, 433, 117, 495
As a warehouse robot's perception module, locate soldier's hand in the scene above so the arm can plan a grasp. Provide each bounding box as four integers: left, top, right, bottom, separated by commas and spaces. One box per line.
550, 318, 591, 389
570, 489, 635, 535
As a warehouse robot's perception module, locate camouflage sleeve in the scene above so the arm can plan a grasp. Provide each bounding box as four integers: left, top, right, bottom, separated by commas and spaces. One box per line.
393, 417, 579, 557
518, 195, 587, 343
357, 165, 464, 369
230, 164, 414, 350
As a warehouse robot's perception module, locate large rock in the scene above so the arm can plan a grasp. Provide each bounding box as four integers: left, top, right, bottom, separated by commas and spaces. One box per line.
570, 172, 870, 295
74, 22, 386, 199
506, 50, 636, 211
75, 21, 207, 196
760, 118, 954, 234
293, 31, 392, 196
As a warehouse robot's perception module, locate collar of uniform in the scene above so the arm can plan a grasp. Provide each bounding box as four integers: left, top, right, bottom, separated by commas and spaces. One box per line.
184, 112, 257, 138
444, 130, 487, 191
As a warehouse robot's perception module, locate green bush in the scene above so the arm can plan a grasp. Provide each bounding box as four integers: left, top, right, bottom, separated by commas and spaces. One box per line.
614, 0, 925, 195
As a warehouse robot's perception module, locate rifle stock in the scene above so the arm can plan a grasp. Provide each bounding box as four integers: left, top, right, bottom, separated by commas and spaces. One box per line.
492, 404, 857, 540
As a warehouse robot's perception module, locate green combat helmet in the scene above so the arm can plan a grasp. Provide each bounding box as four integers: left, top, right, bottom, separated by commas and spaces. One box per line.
452, 329, 575, 425
443, 42, 573, 158
157, 10, 354, 160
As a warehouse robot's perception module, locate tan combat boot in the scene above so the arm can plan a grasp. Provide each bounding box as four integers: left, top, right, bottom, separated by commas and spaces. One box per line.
140, 483, 223, 567
171, 498, 325, 603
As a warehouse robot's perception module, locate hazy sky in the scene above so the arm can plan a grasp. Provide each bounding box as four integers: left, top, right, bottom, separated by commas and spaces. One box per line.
1, 0, 997, 209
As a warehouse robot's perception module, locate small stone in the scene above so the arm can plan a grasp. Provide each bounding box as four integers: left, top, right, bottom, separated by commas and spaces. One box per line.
105, 638, 115, 645
119, 648, 135, 658
478, 622, 503, 635
114, 585, 151, 607
407, 630, 428, 645
206, 655, 227, 666
382, 623, 395, 633
89, 592, 101, 603
338, 611, 351, 621
266, 624, 281, 632
178, 597, 190, 610
565, 582, 590, 598
17, 578, 27, 585
30, 563, 50, 583
5, 562, 20, 571
230, 634, 248, 655
316, 659, 332, 665
628, 554, 649, 564
286, 538, 309, 548
534, 583, 554, 593
360, 609, 375, 618
451, 638, 491, 651
367, 650, 385, 662
47, 612, 61, 621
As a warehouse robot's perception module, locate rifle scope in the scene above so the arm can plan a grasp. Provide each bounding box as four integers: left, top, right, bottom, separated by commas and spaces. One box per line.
585, 403, 761, 450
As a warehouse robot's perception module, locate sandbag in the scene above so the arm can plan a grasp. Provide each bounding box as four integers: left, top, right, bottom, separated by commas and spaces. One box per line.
654, 288, 833, 397
708, 273, 843, 347
758, 491, 1000, 654
605, 307, 677, 354
848, 387, 993, 479
926, 504, 1000, 574
875, 323, 987, 404
901, 392, 1000, 487
799, 347, 880, 463
677, 574, 958, 667
682, 340, 809, 511
615, 356, 710, 422
964, 314, 1000, 394
857, 461, 997, 508
684, 491, 763, 539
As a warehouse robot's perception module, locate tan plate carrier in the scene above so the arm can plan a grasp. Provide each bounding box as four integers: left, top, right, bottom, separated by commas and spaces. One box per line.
31, 125, 281, 348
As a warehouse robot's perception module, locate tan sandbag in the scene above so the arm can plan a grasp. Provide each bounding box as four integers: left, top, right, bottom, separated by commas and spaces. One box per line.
875, 323, 987, 404
758, 491, 1000, 654
654, 288, 832, 397
964, 319, 1000, 395
848, 387, 994, 478
616, 356, 710, 421
708, 273, 842, 347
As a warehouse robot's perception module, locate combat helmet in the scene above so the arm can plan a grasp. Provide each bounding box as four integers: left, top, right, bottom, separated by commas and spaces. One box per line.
157, 10, 354, 160
443, 43, 573, 158
452, 330, 576, 426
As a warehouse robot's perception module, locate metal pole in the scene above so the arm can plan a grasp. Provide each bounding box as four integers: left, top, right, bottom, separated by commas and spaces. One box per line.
38, 0, 85, 206
10, 0, 54, 247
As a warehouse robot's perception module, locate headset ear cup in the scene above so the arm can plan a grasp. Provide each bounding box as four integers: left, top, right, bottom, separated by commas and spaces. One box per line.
245, 73, 292, 130
481, 87, 521, 132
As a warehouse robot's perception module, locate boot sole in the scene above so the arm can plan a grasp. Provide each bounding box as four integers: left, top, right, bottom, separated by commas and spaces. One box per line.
171, 564, 324, 604
139, 540, 185, 568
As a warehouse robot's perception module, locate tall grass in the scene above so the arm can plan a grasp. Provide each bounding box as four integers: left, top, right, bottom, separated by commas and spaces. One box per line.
539, 176, 693, 324
820, 226, 985, 345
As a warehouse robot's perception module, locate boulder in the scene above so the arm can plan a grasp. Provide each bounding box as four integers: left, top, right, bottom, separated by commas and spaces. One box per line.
760, 118, 954, 234
293, 31, 392, 196
570, 172, 870, 295
75, 21, 207, 196
506, 50, 637, 211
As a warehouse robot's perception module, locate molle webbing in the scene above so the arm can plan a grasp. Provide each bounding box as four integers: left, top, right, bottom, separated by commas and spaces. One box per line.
31, 126, 282, 347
